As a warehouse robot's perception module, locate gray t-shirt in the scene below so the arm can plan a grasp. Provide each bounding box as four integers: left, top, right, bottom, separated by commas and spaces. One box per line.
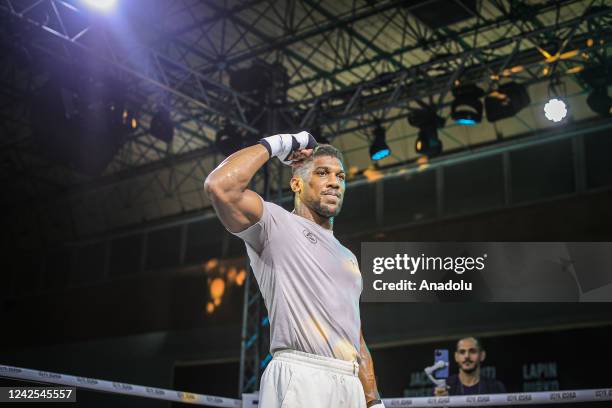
232, 196, 362, 362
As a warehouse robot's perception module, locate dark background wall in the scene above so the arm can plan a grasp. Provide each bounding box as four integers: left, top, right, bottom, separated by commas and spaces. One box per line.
3, 187, 612, 406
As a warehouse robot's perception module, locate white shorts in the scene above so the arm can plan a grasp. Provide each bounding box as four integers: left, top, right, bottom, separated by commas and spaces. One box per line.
258, 349, 367, 408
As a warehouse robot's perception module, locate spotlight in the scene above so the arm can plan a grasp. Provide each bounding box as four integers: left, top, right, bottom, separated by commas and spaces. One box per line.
150, 108, 174, 143
580, 66, 611, 117
451, 84, 484, 126
409, 109, 445, 157
586, 88, 611, 118
83, 0, 117, 10
415, 127, 442, 157
544, 98, 568, 122
484, 82, 531, 122
369, 123, 390, 161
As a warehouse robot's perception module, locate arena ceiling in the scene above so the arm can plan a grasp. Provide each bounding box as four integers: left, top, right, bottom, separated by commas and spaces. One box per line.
0, 0, 610, 245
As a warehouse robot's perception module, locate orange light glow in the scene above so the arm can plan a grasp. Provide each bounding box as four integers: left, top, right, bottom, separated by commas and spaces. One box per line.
363, 167, 383, 182
559, 50, 578, 60
565, 66, 584, 74
206, 302, 214, 314
204, 258, 219, 272
537, 46, 553, 60
210, 278, 225, 300
227, 266, 237, 283
488, 91, 507, 101
236, 269, 246, 286
417, 156, 429, 172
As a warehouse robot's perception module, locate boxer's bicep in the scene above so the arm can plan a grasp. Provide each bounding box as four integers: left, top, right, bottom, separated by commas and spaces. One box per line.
209, 188, 264, 233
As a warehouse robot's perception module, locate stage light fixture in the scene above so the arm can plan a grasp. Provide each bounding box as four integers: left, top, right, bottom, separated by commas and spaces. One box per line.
484, 82, 531, 122
369, 123, 390, 161
544, 98, 568, 122
415, 127, 442, 157
586, 88, 611, 118
83, 0, 117, 10
451, 84, 484, 126
409, 109, 445, 158
579, 66, 611, 117
150, 108, 174, 143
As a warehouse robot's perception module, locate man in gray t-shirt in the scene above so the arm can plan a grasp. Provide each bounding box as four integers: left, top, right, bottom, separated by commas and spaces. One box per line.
205, 131, 384, 408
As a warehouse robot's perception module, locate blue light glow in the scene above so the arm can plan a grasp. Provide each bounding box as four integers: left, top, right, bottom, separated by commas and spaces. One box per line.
455, 118, 477, 126
371, 148, 390, 161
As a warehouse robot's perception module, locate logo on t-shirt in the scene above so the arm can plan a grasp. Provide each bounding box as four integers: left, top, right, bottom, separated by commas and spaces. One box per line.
302, 229, 318, 244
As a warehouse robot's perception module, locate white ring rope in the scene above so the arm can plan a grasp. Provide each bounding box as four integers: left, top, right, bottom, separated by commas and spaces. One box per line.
0, 364, 241, 407
382, 388, 612, 407
2, 364, 611, 407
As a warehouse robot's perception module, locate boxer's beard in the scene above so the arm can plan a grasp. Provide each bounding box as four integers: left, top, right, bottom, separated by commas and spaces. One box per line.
311, 196, 342, 218
312, 202, 336, 218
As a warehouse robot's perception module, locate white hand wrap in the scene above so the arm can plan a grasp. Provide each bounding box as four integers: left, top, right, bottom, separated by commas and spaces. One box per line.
368, 403, 385, 408
259, 131, 317, 165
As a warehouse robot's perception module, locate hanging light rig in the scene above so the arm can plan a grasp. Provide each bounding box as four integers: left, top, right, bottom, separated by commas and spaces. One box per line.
409, 108, 445, 158
369, 121, 390, 161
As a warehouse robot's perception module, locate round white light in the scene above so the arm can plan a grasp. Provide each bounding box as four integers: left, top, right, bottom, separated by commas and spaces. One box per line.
83, 0, 117, 10
544, 98, 568, 122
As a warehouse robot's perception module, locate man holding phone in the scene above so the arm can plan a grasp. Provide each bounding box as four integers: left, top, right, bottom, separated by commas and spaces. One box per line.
435, 337, 506, 396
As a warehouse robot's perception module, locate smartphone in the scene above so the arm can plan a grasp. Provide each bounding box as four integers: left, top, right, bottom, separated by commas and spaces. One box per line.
434, 349, 449, 379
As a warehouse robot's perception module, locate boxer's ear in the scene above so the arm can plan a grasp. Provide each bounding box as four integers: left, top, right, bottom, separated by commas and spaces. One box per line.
290, 176, 302, 193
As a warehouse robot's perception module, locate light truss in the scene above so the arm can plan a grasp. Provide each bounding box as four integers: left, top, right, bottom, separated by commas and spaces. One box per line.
0, 0, 609, 235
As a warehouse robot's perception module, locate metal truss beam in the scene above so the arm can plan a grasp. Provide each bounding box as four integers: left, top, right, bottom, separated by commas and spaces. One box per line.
202, 0, 411, 73
292, 7, 611, 132
301, 0, 408, 71
285, 0, 586, 90
12, 6, 611, 204
200, 0, 347, 89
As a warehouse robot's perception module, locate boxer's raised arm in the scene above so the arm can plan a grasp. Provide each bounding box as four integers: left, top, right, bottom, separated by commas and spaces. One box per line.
204, 131, 317, 233
204, 144, 269, 233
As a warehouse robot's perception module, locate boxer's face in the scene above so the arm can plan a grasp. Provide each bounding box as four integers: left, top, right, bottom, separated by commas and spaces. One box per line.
295, 155, 345, 218
455, 338, 485, 374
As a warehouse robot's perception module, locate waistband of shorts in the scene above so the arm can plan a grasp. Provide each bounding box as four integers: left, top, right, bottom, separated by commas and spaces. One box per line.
272, 349, 360, 377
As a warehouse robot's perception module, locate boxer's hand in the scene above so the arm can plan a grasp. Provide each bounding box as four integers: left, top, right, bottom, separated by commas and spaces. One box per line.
258, 131, 317, 165
288, 148, 314, 170
367, 400, 385, 408
434, 386, 449, 396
